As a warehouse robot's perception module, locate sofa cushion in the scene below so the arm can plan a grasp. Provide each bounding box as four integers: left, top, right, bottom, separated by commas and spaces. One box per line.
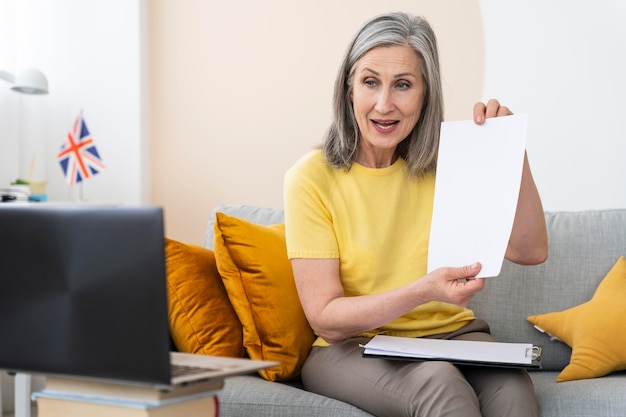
218, 376, 374, 417
213, 212, 316, 382
528, 256, 626, 382
529, 371, 626, 417
164, 238, 245, 357
469, 209, 626, 371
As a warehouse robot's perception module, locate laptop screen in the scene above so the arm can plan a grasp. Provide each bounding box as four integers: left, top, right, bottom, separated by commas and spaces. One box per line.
0, 205, 172, 386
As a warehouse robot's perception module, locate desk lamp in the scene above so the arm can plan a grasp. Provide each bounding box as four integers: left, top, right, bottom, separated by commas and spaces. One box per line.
0, 68, 48, 95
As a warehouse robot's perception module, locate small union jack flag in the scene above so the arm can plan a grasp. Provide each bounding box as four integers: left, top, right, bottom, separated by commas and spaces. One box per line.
57, 112, 105, 186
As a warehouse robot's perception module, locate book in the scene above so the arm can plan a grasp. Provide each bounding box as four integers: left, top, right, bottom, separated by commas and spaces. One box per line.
43, 375, 224, 403
361, 335, 542, 369
33, 390, 218, 417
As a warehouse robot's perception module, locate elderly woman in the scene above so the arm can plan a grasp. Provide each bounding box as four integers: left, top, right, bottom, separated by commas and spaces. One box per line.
284, 11, 547, 417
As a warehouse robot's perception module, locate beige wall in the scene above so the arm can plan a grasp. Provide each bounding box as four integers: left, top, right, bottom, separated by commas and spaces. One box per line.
149, 1, 483, 245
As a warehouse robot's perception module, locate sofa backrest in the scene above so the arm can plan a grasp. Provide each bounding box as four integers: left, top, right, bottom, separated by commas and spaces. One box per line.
470, 209, 626, 371
205, 204, 285, 250
206, 206, 626, 371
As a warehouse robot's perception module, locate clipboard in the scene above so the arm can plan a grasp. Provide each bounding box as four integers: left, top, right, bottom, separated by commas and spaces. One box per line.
361, 335, 542, 369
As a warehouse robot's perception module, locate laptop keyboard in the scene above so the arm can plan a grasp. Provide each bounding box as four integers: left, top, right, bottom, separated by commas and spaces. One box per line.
171, 364, 218, 377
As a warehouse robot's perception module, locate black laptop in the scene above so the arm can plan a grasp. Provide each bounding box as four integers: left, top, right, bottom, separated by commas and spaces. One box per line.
0, 204, 275, 390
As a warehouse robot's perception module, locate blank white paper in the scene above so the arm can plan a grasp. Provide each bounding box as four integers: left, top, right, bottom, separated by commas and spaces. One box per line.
427, 114, 528, 278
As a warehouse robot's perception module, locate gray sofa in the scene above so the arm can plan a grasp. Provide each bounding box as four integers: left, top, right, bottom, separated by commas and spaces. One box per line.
207, 206, 626, 417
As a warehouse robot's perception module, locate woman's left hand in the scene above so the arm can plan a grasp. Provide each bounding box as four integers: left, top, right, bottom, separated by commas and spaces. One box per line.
473, 99, 512, 124
471, 98, 548, 265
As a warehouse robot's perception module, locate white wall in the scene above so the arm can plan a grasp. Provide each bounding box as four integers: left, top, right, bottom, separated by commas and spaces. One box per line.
0, 0, 148, 205
0, 0, 21, 191
2, 3, 624, 224
479, 0, 626, 211
150, 0, 485, 244
152, 1, 626, 245
1, 0, 146, 411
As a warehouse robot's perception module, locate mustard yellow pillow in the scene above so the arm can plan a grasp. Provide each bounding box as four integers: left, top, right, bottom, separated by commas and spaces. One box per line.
213, 212, 316, 381
165, 238, 245, 358
527, 256, 626, 382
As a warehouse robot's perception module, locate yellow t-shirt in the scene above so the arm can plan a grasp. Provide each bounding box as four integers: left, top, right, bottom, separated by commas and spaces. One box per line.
284, 150, 474, 345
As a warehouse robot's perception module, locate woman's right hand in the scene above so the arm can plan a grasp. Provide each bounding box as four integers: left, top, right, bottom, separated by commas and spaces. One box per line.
418, 263, 485, 308
292, 258, 485, 344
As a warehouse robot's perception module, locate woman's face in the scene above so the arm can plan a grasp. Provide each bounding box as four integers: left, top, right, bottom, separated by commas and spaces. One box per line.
350, 45, 425, 167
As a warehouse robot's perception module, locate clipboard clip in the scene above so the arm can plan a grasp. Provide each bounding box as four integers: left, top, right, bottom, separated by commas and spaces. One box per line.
525, 346, 542, 360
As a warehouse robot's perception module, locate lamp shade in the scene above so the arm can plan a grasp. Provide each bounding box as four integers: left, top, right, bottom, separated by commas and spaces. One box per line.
12, 68, 49, 94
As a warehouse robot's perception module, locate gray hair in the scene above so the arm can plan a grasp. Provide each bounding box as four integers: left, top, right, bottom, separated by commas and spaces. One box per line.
322, 12, 443, 177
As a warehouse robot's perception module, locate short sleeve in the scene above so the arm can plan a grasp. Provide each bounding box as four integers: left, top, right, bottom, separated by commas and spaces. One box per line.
283, 151, 339, 259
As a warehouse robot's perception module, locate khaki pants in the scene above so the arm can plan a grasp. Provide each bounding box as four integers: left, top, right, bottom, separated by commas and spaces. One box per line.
301, 319, 539, 417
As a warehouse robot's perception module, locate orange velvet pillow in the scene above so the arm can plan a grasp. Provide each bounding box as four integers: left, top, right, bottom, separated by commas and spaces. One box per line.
213, 212, 316, 381
165, 238, 245, 358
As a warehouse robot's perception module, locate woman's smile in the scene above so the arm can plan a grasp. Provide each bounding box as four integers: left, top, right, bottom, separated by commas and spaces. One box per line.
371, 119, 400, 133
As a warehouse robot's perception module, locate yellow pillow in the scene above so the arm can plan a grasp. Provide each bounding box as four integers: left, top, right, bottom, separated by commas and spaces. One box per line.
165, 238, 245, 358
213, 212, 316, 381
527, 256, 626, 382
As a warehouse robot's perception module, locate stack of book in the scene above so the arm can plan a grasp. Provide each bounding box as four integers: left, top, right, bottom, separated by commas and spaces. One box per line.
32, 376, 224, 417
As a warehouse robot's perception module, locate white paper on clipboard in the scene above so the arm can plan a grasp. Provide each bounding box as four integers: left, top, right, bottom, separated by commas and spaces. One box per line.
427, 114, 528, 278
